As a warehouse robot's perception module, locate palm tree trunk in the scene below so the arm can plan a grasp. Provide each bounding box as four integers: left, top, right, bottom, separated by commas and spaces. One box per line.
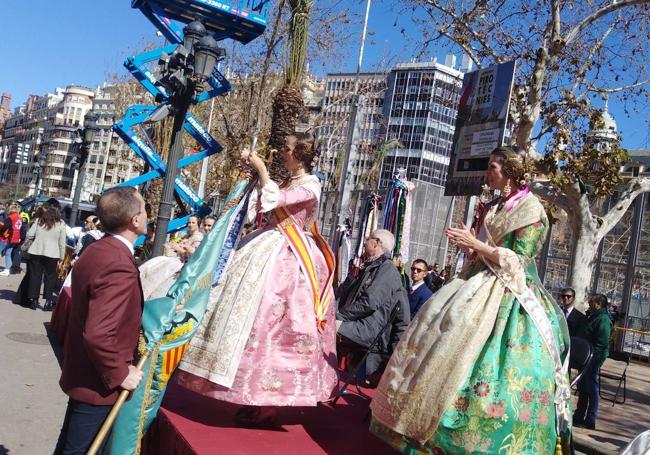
266, 0, 314, 181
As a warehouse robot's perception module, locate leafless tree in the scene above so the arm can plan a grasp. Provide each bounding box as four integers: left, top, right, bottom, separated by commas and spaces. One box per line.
403, 0, 650, 309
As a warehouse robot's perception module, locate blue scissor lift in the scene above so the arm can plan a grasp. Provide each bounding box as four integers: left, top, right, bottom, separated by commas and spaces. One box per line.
112, 0, 268, 239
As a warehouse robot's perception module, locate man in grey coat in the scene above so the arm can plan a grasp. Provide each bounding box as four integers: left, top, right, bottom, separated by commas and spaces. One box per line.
336, 229, 410, 378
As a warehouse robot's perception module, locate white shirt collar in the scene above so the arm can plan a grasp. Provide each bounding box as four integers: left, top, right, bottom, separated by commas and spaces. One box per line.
565, 306, 574, 317
411, 281, 425, 291
112, 234, 135, 255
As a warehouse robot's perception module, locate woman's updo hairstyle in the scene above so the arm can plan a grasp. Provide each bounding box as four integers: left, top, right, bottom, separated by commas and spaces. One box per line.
490, 146, 532, 189
291, 132, 320, 172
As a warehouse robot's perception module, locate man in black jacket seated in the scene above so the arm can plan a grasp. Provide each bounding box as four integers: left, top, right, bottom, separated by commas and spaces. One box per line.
336, 229, 410, 381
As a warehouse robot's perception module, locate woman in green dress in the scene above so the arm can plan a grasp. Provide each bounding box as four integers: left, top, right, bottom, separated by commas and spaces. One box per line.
370, 147, 572, 454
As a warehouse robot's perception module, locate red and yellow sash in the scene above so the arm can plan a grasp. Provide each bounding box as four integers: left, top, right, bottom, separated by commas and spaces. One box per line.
273, 207, 336, 331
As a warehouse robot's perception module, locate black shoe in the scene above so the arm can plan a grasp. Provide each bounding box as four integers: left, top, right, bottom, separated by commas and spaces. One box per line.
28, 299, 39, 310
43, 300, 56, 312
10, 266, 21, 274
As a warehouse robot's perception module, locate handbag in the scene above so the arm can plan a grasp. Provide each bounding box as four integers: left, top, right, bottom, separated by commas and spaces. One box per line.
20, 239, 33, 253
21, 223, 37, 254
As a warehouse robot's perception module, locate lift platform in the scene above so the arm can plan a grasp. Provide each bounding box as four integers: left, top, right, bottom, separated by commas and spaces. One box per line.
132, 0, 269, 44
107, 0, 267, 240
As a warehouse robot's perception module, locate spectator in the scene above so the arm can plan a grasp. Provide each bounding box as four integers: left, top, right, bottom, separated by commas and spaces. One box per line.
574, 293, 614, 430
74, 215, 104, 259
408, 259, 433, 318
138, 223, 156, 263
55, 187, 147, 454
0, 204, 23, 276
559, 287, 587, 337
9, 211, 31, 274
336, 229, 410, 378
439, 268, 449, 283
19, 206, 66, 310
164, 215, 204, 262
424, 262, 443, 293
201, 215, 216, 235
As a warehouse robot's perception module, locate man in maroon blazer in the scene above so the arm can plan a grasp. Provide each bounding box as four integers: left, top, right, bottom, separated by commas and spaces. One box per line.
55, 187, 148, 454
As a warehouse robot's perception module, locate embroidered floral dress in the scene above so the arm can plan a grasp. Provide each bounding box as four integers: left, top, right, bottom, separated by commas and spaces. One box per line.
175, 175, 338, 406
370, 192, 571, 454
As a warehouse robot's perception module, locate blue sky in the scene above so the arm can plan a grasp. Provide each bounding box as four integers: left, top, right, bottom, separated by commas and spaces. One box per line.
1, 0, 647, 149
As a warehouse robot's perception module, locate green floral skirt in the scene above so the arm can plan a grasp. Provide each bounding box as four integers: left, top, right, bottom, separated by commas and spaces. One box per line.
370, 289, 570, 454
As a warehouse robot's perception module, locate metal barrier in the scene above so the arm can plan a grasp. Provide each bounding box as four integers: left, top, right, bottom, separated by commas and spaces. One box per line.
614, 325, 650, 362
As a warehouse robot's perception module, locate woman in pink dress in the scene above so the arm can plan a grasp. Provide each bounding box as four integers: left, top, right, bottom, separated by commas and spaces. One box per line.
175, 135, 338, 424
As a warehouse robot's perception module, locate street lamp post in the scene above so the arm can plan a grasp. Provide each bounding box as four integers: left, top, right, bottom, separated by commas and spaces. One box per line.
151, 22, 224, 257
31, 137, 47, 197
69, 112, 100, 226
330, 0, 372, 241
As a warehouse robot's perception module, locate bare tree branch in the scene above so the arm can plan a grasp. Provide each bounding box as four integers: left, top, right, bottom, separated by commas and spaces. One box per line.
600, 177, 650, 234
550, 0, 562, 42
531, 181, 572, 212
564, 0, 650, 45
588, 79, 650, 94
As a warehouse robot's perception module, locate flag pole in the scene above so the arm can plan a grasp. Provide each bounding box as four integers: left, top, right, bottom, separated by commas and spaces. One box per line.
87, 352, 150, 455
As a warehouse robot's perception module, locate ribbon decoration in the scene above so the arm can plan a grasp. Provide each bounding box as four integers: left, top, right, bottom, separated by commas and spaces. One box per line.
273, 206, 335, 331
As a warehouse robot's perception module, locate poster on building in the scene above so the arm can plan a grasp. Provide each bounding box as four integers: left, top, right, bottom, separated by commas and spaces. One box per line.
445, 60, 517, 196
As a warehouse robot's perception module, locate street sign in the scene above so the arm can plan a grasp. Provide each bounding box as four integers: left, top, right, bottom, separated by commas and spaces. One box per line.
445, 60, 517, 196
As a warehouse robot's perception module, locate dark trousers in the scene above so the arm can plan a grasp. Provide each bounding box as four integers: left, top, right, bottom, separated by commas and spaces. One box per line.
14, 260, 30, 305
54, 399, 112, 455
575, 360, 600, 426
27, 254, 58, 301
11, 244, 22, 271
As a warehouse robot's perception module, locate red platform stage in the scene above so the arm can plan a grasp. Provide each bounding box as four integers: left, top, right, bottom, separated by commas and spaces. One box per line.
143, 383, 397, 454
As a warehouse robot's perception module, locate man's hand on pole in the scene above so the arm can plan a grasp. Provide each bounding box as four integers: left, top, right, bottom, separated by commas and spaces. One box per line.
120, 365, 144, 391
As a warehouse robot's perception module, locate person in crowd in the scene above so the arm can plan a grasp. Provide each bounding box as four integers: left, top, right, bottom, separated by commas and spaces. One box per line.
0, 204, 23, 276
16, 206, 66, 310
609, 304, 622, 324
13, 208, 41, 304
336, 229, 410, 381
574, 293, 613, 430
74, 215, 104, 259
8, 211, 30, 274
424, 262, 443, 293
55, 187, 147, 454
408, 259, 433, 318
370, 146, 571, 454
164, 215, 204, 262
175, 134, 338, 426
559, 287, 587, 337
201, 215, 216, 235
439, 268, 449, 283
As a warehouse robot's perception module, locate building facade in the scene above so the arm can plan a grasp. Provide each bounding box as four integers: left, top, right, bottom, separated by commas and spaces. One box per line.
40, 85, 95, 198
0, 83, 142, 202
315, 58, 465, 265
75, 84, 140, 203
0, 94, 48, 198
0, 93, 12, 132
316, 72, 387, 243
379, 60, 464, 263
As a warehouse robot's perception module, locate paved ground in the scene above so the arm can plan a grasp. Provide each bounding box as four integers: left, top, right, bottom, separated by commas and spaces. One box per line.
573, 358, 650, 454
0, 267, 646, 454
0, 271, 67, 455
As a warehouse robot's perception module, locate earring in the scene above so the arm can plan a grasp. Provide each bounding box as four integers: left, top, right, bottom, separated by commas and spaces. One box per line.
479, 184, 492, 204
502, 180, 512, 197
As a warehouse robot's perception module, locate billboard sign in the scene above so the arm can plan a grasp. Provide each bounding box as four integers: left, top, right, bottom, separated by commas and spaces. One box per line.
445, 60, 517, 196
